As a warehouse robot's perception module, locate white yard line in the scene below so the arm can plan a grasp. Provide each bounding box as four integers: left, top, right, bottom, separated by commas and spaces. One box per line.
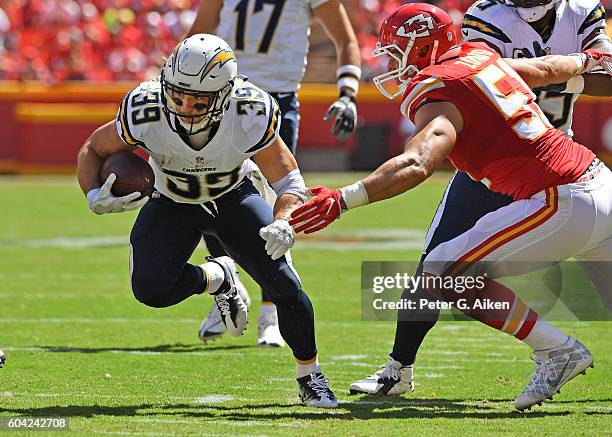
195, 395, 236, 404
0, 229, 425, 251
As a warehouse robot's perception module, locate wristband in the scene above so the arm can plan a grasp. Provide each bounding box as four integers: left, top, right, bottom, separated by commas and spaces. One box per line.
337, 64, 361, 94
340, 181, 369, 210
568, 53, 586, 74
336, 64, 362, 80
337, 77, 359, 94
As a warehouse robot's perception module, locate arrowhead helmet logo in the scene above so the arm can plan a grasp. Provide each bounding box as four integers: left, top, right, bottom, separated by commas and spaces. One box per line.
397, 14, 435, 38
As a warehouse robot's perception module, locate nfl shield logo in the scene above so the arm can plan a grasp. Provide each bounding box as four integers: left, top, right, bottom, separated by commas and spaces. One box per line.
196, 157, 206, 167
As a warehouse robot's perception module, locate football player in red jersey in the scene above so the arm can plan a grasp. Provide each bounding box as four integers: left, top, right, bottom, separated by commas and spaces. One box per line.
330, 0, 612, 405
288, 3, 612, 411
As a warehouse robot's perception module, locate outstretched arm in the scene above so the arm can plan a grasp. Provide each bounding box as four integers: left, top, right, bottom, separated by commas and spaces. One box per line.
289, 102, 462, 233
360, 102, 460, 203
506, 49, 612, 94
581, 29, 612, 96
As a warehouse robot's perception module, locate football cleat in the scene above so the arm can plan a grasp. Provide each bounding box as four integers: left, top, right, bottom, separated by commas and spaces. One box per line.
515, 337, 594, 411
349, 355, 414, 395
297, 372, 338, 408
199, 278, 251, 342
0, 350, 4, 368
205, 256, 248, 337
257, 308, 285, 348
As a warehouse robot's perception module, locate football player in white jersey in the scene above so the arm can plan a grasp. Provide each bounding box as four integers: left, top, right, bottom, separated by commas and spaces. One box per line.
347, 0, 612, 400
187, 0, 361, 346
77, 34, 338, 408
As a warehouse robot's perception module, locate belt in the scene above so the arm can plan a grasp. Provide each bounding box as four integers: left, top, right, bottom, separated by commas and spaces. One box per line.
576, 158, 603, 183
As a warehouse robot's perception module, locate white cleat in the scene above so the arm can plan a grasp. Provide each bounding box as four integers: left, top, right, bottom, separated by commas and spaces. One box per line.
0, 350, 5, 368
199, 278, 250, 342
349, 355, 414, 395
515, 337, 594, 411
257, 308, 285, 348
297, 372, 338, 408
205, 257, 249, 337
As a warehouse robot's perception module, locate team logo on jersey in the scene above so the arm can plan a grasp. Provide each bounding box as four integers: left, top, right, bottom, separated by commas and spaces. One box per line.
201, 49, 237, 82
196, 157, 208, 167
397, 14, 435, 38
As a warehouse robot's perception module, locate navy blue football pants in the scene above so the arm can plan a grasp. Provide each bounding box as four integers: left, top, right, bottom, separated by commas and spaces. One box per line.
203, 92, 299, 301
390, 171, 513, 365
130, 178, 316, 361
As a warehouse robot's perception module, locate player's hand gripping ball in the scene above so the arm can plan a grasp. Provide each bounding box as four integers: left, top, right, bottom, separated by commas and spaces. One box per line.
100, 151, 155, 198
88, 151, 154, 215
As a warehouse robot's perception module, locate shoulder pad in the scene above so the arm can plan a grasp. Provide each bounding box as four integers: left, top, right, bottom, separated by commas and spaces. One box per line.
115, 81, 162, 149
400, 75, 446, 120
228, 83, 280, 154
572, 0, 606, 36
463, 0, 512, 44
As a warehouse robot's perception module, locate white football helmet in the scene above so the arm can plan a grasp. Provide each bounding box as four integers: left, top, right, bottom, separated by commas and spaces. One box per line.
161, 34, 238, 135
504, 0, 561, 23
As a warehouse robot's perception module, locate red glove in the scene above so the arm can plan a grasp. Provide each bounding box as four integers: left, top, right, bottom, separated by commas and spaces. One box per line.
289, 185, 346, 234
577, 49, 612, 74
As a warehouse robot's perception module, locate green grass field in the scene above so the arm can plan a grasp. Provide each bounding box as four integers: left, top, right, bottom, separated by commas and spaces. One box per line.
0, 173, 610, 436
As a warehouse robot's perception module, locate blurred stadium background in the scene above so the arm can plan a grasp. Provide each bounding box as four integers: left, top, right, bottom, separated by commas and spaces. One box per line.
1, 0, 611, 175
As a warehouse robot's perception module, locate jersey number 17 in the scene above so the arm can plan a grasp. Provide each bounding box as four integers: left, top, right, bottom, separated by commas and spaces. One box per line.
234, 0, 286, 53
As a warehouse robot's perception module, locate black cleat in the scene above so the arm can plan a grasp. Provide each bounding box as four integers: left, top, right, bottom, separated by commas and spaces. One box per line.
297, 372, 338, 408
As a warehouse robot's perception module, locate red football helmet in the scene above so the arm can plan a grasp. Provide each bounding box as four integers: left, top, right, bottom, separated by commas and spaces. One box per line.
373, 3, 458, 99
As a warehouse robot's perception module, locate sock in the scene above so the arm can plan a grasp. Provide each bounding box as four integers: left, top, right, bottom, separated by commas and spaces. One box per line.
435, 278, 542, 342
522, 318, 568, 352
261, 288, 273, 302
260, 301, 277, 316
199, 262, 225, 294
391, 280, 440, 366
296, 356, 320, 379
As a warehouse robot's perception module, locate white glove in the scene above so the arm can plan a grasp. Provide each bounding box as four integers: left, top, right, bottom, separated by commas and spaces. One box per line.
259, 219, 295, 260
324, 95, 357, 141
87, 173, 148, 215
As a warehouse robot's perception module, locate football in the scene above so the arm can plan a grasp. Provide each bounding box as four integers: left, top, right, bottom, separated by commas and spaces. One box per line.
100, 151, 155, 198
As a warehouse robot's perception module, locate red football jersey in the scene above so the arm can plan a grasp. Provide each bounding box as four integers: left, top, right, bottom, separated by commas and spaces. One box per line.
401, 42, 595, 200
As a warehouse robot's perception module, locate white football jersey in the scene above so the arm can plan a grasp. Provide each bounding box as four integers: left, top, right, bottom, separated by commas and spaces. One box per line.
115, 78, 280, 204
215, 0, 331, 92
462, 0, 607, 136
